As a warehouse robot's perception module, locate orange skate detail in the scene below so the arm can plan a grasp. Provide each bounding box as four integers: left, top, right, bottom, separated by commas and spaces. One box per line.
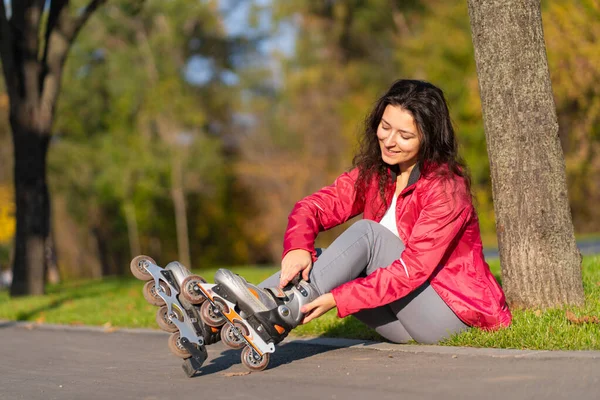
248, 287, 259, 299
274, 324, 285, 335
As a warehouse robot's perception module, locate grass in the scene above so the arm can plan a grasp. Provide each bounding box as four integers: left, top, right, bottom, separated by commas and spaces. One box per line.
441, 255, 600, 350
1, 256, 599, 350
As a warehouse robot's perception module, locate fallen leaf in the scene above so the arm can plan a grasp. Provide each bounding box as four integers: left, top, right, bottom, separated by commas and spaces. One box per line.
534, 310, 542, 317
565, 310, 600, 324
103, 322, 118, 333
222, 371, 251, 377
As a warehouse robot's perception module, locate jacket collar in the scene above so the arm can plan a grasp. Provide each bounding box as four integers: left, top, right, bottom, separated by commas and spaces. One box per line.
390, 164, 421, 194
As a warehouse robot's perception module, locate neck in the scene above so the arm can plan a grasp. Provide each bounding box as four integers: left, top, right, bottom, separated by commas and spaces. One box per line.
398, 161, 417, 177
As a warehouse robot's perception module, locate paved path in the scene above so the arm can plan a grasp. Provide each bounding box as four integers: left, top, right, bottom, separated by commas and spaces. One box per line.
1, 322, 599, 400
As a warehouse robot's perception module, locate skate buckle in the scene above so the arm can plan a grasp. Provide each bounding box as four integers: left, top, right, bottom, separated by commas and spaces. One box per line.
278, 305, 290, 317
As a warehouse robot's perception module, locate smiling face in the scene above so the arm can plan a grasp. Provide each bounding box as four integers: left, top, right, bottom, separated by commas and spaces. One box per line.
376, 105, 422, 171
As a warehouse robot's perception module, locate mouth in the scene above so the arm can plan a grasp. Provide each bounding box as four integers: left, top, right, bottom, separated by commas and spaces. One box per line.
382, 147, 401, 157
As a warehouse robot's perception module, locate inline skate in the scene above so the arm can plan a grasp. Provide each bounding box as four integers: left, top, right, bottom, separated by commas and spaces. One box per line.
131, 255, 317, 376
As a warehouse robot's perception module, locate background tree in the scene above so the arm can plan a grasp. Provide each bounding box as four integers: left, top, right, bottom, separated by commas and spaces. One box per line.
467, 0, 584, 307
48, 0, 263, 277
237, 0, 423, 260
0, 0, 115, 295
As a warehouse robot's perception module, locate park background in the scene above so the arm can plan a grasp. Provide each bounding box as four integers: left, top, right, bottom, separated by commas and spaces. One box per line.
0, 0, 599, 348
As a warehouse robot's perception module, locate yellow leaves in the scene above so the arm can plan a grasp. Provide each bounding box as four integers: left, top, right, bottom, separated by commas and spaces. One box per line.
103, 322, 118, 333
0, 184, 15, 244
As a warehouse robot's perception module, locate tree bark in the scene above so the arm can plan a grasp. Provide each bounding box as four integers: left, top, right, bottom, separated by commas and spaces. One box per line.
467, 0, 584, 308
10, 119, 50, 296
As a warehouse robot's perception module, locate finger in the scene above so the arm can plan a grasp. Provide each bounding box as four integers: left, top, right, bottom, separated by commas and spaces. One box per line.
281, 265, 302, 287
302, 306, 323, 324
300, 300, 317, 314
279, 266, 294, 287
301, 265, 312, 281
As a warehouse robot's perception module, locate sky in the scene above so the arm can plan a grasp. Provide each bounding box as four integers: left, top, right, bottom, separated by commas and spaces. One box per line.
185, 0, 296, 86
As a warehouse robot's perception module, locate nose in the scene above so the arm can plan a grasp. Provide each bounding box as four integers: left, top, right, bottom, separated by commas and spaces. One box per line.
384, 130, 397, 147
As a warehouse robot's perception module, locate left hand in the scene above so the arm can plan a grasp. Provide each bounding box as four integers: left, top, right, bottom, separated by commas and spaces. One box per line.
300, 293, 336, 324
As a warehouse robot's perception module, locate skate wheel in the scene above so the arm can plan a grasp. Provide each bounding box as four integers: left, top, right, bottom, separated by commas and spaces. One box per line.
156, 305, 184, 333
221, 323, 245, 349
233, 319, 250, 337
168, 332, 191, 358
200, 300, 226, 327
142, 280, 171, 306
180, 275, 207, 305
214, 297, 230, 314
130, 255, 156, 281
241, 346, 269, 372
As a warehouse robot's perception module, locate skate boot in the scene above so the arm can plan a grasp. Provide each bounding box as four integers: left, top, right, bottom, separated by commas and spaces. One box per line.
130, 255, 224, 377
213, 268, 318, 345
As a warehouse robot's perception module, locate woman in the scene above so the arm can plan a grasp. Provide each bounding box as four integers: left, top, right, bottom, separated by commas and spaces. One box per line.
214, 79, 512, 345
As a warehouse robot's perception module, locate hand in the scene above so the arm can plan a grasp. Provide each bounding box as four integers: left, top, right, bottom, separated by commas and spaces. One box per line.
300, 293, 336, 324
280, 249, 313, 288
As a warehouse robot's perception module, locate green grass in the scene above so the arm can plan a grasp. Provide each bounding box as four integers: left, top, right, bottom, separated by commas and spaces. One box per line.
441, 255, 600, 350
1, 256, 599, 350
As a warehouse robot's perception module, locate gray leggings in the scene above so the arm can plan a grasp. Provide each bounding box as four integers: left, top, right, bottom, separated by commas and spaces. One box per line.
260, 220, 468, 344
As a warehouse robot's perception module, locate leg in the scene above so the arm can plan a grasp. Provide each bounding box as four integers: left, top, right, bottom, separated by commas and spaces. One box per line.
260, 219, 406, 294
260, 220, 413, 342
390, 282, 469, 344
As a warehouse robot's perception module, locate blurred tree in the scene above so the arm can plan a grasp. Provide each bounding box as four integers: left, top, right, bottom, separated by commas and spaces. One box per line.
392, 0, 496, 240
49, 0, 261, 276
0, 0, 113, 295
237, 0, 424, 260
543, 0, 600, 234
468, 0, 584, 307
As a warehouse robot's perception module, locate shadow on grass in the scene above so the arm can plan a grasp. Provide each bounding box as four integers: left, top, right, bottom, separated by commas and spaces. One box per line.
320, 315, 386, 342
0, 278, 131, 326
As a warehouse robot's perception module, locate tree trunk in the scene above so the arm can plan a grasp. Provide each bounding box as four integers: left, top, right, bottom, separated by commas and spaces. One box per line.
123, 201, 141, 260
1, 1, 108, 295
45, 230, 60, 284
9, 116, 50, 296
467, 0, 584, 308
171, 156, 191, 268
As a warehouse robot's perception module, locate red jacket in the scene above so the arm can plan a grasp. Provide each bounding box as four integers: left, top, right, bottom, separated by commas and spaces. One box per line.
283, 166, 512, 330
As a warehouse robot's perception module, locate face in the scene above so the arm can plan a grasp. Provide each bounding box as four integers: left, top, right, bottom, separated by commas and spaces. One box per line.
376, 105, 421, 170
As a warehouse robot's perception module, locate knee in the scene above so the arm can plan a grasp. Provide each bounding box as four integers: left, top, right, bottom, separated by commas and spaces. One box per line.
348, 219, 377, 234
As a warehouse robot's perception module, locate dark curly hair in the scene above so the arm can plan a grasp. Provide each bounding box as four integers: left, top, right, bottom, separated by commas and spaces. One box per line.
352, 79, 471, 213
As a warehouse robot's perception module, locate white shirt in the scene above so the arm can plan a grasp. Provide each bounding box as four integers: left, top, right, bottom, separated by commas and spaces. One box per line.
378, 194, 410, 277
379, 194, 400, 238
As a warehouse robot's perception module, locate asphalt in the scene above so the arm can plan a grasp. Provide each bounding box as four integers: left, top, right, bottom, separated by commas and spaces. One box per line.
0, 321, 599, 400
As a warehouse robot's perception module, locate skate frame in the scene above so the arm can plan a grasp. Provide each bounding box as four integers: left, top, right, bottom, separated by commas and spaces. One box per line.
145, 261, 205, 347
195, 284, 276, 358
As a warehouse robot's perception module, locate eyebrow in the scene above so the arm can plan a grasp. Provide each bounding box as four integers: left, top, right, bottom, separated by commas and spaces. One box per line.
381, 118, 416, 136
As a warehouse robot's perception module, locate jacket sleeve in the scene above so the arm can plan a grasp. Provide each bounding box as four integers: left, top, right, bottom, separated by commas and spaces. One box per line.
331, 179, 471, 318
283, 168, 365, 262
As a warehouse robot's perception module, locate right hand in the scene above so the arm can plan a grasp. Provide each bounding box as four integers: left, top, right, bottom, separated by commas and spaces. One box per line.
280, 249, 313, 288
